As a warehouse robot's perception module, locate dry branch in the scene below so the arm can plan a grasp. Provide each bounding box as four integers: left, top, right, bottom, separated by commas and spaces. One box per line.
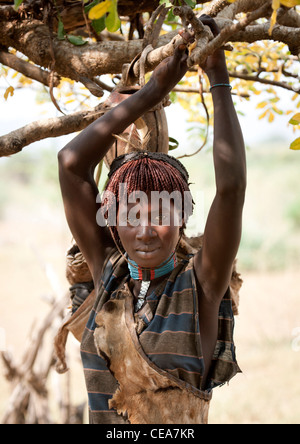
229, 71, 300, 94
187, 2, 273, 67
0, 105, 107, 157
218, 0, 271, 20
0, 50, 60, 87
201, 0, 231, 18
0, 251, 85, 424
1, 294, 69, 424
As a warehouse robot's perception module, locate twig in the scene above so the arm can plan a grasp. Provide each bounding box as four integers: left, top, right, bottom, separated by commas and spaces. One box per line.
93, 77, 114, 92
78, 75, 104, 97
229, 71, 300, 94
173, 85, 250, 98
177, 69, 210, 159
174, 5, 207, 39
143, 3, 167, 48
44, 3, 65, 115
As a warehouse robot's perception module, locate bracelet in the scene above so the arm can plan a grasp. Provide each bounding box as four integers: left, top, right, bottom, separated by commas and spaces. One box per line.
210, 83, 232, 92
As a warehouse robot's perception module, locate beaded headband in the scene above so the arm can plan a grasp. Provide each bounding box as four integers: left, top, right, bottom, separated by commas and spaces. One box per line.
108, 151, 190, 184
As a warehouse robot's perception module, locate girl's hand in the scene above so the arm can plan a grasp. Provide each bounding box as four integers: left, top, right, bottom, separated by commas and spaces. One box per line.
198, 15, 229, 82
149, 31, 194, 97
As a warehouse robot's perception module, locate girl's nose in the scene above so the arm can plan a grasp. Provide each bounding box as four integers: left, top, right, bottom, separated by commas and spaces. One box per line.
136, 225, 157, 242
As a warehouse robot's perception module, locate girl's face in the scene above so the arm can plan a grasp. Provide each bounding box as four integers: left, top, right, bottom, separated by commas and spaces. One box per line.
116, 194, 181, 269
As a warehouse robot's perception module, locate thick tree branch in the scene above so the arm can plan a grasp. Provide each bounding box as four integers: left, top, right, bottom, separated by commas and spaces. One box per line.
0, 18, 144, 80
277, 6, 300, 28
0, 105, 108, 157
0, 71, 257, 159
217, 0, 272, 20
232, 22, 300, 56
0, 49, 60, 87
201, 0, 230, 18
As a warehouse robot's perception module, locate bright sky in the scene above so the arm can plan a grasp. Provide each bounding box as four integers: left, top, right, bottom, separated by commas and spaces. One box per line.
0, 81, 298, 156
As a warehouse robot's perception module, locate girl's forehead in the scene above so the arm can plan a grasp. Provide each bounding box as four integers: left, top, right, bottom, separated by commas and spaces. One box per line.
119, 198, 175, 213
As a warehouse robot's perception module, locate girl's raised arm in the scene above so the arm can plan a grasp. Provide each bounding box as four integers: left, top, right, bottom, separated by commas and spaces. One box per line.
58, 42, 191, 285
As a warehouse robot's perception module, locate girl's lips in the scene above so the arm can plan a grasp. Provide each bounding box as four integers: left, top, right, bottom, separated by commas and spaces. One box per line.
136, 246, 159, 253
135, 247, 161, 258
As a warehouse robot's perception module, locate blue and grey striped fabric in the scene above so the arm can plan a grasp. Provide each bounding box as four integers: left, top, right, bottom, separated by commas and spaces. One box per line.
80, 249, 240, 424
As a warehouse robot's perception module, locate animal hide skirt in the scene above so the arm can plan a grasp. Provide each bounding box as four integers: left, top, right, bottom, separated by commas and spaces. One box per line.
93, 287, 212, 424
55, 247, 241, 424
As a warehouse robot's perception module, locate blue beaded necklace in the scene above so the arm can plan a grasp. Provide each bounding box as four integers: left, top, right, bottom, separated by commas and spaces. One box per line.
127, 251, 177, 281
127, 252, 178, 312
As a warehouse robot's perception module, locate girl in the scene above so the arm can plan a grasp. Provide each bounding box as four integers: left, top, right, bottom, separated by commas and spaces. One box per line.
58, 16, 246, 424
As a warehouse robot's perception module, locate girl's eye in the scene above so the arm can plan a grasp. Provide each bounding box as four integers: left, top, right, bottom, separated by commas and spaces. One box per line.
153, 214, 168, 226
119, 215, 134, 226
127, 214, 141, 226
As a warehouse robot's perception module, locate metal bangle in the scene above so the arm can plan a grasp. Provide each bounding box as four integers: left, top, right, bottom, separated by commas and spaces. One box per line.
210, 83, 232, 92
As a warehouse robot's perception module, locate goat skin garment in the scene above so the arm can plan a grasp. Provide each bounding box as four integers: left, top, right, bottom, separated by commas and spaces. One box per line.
80, 249, 241, 424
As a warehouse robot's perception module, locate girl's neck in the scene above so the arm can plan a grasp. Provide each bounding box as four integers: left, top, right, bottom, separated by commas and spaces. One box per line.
127, 251, 177, 281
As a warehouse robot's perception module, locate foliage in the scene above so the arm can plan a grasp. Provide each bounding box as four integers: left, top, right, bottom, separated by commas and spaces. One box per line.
1, 0, 300, 153
88, 0, 121, 32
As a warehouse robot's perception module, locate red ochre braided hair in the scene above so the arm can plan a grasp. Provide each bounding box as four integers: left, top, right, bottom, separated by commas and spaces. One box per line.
101, 151, 194, 248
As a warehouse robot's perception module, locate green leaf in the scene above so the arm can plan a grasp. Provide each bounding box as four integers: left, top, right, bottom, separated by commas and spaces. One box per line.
57, 19, 66, 40
14, 0, 23, 10
169, 137, 179, 150
183, 0, 196, 8
67, 35, 88, 46
92, 16, 106, 34
289, 113, 300, 125
290, 137, 300, 150
105, 4, 121, 32
167, 8, 176, 22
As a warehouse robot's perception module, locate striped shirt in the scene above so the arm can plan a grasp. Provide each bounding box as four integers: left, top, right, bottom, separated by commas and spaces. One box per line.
80, 249, 240, 424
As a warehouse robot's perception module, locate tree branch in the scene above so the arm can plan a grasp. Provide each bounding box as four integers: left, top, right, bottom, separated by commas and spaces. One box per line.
0, 49, 60, 87
232, 22, 300, 56
0, 104, 108, 157
229, 71, 300, 94
187, 1, 273, 67
1, 4, 299, 85
173, 84, 250, 98
200, 0, 230, 18
277, 6, 300, 28
217, 0, 272, 20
